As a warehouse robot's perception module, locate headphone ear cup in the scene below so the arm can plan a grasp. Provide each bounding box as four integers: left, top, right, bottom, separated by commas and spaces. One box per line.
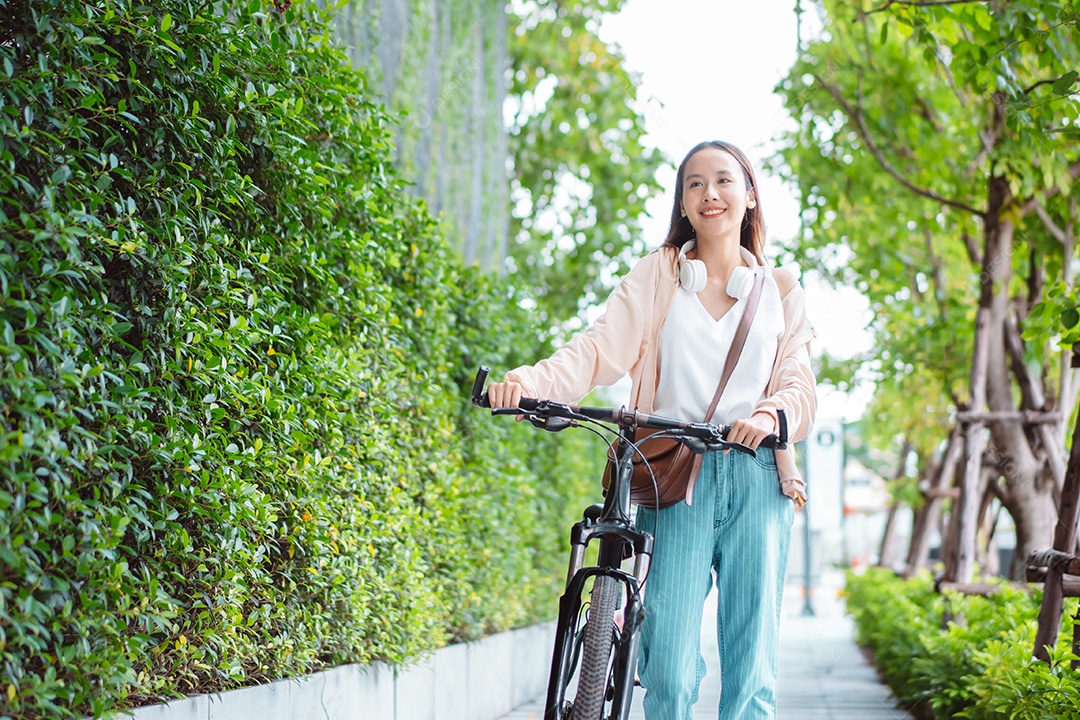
679, 258, 708, 293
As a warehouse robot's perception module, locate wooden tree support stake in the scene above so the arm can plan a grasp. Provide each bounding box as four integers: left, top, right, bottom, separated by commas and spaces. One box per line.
1032, 399, 1080, 663
950, 308, 990, 585
1025, 567, 1080, 596
956, 410, 1062, 423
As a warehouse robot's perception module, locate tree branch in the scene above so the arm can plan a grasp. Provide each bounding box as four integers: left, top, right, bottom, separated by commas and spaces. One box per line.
1035, 202, 1068, 244
961, 230, 982, 265
1024, 78, 1059, 95
858, 0, 987, 20
924, 227, 950, 320
812, 73, 987, 217
1018, 158, 1080, 217
964, 93, 1006, 177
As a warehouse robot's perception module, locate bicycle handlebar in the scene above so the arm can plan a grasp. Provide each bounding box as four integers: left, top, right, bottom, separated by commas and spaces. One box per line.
470, 365, 788, 452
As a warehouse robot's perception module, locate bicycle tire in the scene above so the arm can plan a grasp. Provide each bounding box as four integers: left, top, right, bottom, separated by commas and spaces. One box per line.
568, 574, 619, 720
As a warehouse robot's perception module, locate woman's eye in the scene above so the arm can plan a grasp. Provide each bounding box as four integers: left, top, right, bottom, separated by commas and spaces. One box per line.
689, 181, 702, 188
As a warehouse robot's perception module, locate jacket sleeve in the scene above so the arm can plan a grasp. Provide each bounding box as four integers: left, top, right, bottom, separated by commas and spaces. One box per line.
503, 253, 659, 403
776, 446, 802, 483
757, 273, 816, 488
755, 278, 816, 444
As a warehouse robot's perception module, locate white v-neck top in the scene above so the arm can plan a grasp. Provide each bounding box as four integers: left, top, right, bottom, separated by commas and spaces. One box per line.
653, 260, 785, 425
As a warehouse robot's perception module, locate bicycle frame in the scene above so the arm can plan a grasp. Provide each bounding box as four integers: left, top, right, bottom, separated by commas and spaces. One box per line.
545, 418, 653, 720
469, 365, 785, 720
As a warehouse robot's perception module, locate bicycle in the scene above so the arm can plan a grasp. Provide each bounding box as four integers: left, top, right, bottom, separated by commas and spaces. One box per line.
470, 365, 788, 720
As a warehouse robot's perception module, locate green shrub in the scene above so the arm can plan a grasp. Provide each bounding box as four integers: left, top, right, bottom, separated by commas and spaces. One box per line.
846, 567, 1080, 720
0, 0, 603, 717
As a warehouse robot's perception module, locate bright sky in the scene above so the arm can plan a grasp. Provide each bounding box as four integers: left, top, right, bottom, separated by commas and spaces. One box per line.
599, 0, 875, 421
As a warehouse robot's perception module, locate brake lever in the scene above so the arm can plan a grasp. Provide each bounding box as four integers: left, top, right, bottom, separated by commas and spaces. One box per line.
682, 437, 709, 454
709, 440, 757, 458
725, 441, 758, 458
528, 416, 574, 432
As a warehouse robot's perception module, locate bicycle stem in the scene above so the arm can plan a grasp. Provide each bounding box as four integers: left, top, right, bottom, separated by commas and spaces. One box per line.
599, 421, 638, 528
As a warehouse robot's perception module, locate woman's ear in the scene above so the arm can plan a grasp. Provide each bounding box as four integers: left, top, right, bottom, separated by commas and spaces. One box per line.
747, 190, 757, 209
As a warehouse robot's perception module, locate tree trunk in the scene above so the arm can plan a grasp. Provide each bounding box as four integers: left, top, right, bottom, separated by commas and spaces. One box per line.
980, 176, 1056, 580
877, 501, 902, 570
905, 428, 963, 578
877, 441, 912, 570
975, 469, 1001, 575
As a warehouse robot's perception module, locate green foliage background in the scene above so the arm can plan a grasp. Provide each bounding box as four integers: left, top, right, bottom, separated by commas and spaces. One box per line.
506, 0, 666, 324
847, 568, 1080, 720
0, 0, 609, 717
771, 0, 1080, 494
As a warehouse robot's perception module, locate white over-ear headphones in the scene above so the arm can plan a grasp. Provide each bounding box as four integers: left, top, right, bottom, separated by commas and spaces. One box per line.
678, 240, 708, 293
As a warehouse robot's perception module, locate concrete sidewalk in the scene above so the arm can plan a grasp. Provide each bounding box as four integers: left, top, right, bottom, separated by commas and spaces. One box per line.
499, 570, 912, 720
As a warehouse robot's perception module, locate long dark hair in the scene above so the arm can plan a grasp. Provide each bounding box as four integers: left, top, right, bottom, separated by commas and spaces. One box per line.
663, 140, 766, 263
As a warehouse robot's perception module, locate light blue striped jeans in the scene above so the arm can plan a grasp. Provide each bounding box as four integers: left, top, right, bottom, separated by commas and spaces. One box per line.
635, 447, 794, 720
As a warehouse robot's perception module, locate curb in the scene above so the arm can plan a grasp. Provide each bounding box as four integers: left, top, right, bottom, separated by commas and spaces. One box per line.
114, 621, 555, 720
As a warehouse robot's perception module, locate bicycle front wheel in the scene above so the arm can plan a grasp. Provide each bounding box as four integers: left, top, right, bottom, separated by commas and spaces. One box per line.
569, 574, 619, 720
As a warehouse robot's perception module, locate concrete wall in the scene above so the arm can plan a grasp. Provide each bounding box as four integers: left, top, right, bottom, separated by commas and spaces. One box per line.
117, 622, 553, 720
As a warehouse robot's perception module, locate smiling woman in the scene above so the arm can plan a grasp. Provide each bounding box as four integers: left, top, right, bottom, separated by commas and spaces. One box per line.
486, 139, 816, 720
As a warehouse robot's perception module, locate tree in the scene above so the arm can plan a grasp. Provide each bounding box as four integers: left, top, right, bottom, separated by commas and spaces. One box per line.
506, 0, 667, 326
773, 0, 1080, 579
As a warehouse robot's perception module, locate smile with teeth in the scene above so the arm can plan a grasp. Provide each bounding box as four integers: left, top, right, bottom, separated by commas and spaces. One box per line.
700, 208, 726, 218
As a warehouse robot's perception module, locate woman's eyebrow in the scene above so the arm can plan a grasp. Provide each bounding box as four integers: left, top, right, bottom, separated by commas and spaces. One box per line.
684, 170, 735, 182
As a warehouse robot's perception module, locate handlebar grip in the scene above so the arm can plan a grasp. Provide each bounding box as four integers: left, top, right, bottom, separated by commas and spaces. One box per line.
491, 397, 542, 415
471, 365, 542, 412
471, 366, 490, 406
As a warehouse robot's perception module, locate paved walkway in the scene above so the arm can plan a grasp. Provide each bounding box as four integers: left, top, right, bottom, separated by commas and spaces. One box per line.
499, 569, 912, 719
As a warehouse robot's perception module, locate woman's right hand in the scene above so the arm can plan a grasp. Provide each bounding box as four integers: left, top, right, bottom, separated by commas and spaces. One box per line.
486, 378, 528, 409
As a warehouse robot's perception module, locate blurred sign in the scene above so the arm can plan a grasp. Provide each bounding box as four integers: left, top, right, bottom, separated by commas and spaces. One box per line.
804, 417, 844, 531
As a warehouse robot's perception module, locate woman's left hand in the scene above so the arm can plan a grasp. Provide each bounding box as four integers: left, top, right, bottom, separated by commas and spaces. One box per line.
725, 411, 776, 450
781, 478, 808, 508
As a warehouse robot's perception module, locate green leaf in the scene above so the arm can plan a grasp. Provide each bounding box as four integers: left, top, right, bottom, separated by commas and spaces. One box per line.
161, 13, 173, 32
1062, 307, 1079, 330
1052, 70, 1078, 94
51, 165, 71, 184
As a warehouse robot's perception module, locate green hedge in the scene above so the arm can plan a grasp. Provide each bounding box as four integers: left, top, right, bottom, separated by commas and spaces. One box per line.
845, 567, 1080, 719
0, 1, 603, 717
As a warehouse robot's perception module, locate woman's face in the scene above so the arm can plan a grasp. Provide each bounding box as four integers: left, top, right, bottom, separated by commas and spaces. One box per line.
679, 147, 756, 241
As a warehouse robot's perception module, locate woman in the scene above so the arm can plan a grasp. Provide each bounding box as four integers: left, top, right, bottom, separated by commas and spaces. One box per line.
487, 140, 816, 720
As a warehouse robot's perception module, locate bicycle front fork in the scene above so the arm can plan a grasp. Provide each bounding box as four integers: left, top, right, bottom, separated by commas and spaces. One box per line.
544, 511, 653, 720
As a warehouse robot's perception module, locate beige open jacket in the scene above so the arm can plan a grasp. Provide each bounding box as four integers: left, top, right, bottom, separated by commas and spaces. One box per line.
505, 245, 817, 504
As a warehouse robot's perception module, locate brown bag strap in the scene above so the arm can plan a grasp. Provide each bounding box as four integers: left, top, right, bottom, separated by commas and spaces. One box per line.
703, 267, 765, 422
